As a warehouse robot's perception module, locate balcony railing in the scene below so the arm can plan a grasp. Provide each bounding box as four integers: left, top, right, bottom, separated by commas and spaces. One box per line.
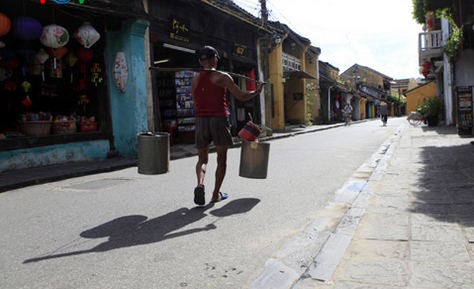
419, 30, 443, 63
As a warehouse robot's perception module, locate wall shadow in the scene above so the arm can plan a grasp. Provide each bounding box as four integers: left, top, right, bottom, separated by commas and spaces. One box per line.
24, 198, 260, 263
410, 141, 474, 227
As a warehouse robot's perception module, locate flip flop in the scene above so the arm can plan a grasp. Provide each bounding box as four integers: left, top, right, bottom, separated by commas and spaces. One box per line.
194, 186, 205, 206
210, 192, 229, 203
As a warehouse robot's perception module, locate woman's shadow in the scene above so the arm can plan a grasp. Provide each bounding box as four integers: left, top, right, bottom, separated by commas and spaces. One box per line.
24, 198, 260, 263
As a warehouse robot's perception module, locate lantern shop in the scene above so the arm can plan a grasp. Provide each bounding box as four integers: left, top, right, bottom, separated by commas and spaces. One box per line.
0, 0, 150, 171
148, 0, 266, 144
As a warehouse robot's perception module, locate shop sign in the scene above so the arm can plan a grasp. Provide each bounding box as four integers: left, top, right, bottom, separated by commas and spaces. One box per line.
169, 17, 190, 43
233, 43, 247, 57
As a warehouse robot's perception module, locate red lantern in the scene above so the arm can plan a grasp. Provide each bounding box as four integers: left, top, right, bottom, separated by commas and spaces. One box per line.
0, 13, 11, 37
76, 48, 94, 91
46, 47, 69, 60
76, 47, 94, 63
421, 62, 432, 78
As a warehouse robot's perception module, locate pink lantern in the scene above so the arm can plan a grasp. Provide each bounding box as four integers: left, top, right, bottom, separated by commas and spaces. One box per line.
74, 22, 100, 48
12, 17, 42, 40
40, 24, 69, 48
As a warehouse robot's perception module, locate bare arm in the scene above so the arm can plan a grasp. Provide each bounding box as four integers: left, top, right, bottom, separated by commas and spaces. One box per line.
213, 72, 263, 103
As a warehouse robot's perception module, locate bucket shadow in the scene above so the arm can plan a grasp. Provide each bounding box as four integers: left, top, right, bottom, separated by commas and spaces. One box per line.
23, 198, 260, 264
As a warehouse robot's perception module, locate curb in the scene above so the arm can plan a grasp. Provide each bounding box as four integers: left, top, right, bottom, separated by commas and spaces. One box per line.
249, 123, 405, 289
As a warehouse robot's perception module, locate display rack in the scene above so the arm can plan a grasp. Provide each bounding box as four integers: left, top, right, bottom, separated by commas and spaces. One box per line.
456, 86, 473, 135
175, 71, 195, 143
156, 72, 177, 132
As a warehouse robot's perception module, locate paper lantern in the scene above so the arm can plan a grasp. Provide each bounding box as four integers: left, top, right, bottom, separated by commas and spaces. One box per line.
30, 48, 49, 76
46, 47, 68, 59
74, 22, 100, 48
40, 24, 69, 48
65, 51, 78, 67
12, 17, 42, 40
0, 13, 11, 37
113, 52, 128, 93
0, 67, 12, 81
76, 47, 93, 63
34, 48, 49, 64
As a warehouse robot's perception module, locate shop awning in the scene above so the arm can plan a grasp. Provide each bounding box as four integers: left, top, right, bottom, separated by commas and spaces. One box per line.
283, 70, 316, 79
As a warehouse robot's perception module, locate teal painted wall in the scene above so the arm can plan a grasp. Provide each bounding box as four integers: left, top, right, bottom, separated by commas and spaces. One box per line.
106, 19, 150, 158
0, 140, 109, 172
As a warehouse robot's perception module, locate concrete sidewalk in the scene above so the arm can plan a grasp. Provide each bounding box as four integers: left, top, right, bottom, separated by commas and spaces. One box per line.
293, 124, 474, 289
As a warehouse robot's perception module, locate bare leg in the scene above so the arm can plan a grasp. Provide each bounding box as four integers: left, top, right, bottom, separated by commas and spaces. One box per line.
211, 145, 228, 201
196, 147, 209, 187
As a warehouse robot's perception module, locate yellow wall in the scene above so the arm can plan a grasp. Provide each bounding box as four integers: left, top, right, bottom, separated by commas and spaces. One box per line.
360, 98, 367, 119
269, 44, 285, 130
405, 81, 437, 113
304, 53, 319, 122
285, 78, 305, 123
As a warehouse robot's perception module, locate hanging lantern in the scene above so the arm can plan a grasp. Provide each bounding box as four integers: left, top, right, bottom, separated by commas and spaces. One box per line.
46, 46, 68, 76
0, 13, 11, 37
76, 48, 94, 91
40, 24, 69, 48
113, 51, 128, 93
76, 47, 94, 63
31, 48, 49, 79
46, 46, 69, 60
34, 48, 50, 64
0, 67, 12, 81
12, 17, 42, 40
65, 51, 78, 67
420, 62, 432, 78
74, 22, 100, 48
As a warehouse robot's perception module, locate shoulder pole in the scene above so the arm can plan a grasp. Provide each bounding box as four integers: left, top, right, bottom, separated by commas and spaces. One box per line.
149, 66, 266, 84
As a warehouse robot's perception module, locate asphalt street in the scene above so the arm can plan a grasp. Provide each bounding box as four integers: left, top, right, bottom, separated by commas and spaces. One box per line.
0, 118, 405, 289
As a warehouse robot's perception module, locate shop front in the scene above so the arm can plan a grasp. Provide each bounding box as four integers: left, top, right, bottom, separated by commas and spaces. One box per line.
148, 0, 269, 144
0, 0, 149, 171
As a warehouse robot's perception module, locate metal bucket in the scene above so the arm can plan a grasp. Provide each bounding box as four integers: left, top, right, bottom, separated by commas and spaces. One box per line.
137, 132, 170, 175
239, 141, 270, 179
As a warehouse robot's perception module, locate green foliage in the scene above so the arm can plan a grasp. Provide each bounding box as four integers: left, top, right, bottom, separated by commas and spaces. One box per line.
412, 0, 428, 24
305, 82, 317, 126
417, 97, 443, 116
387, 94, 406, 105
436, 9, 464, 62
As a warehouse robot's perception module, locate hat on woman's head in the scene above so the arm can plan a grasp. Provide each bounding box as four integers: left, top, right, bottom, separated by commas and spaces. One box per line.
197, 46, 220, 61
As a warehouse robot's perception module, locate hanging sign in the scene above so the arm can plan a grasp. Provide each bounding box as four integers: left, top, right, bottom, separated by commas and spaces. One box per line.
233, 43, 247, 57
113, 52, 128, 93
169, 17, 190, 43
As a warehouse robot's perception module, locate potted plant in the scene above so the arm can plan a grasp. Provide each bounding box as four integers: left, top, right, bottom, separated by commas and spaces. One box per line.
417, 97, 443, 126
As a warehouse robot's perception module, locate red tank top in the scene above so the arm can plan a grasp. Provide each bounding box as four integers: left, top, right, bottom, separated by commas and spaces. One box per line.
194, 71, 228, 117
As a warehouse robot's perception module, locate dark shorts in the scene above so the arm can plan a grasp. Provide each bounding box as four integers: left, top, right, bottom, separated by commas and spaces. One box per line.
195, 117, 233, 149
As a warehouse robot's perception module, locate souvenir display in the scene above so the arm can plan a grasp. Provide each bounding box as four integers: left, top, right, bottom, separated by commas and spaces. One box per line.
1, 4, 106, 141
